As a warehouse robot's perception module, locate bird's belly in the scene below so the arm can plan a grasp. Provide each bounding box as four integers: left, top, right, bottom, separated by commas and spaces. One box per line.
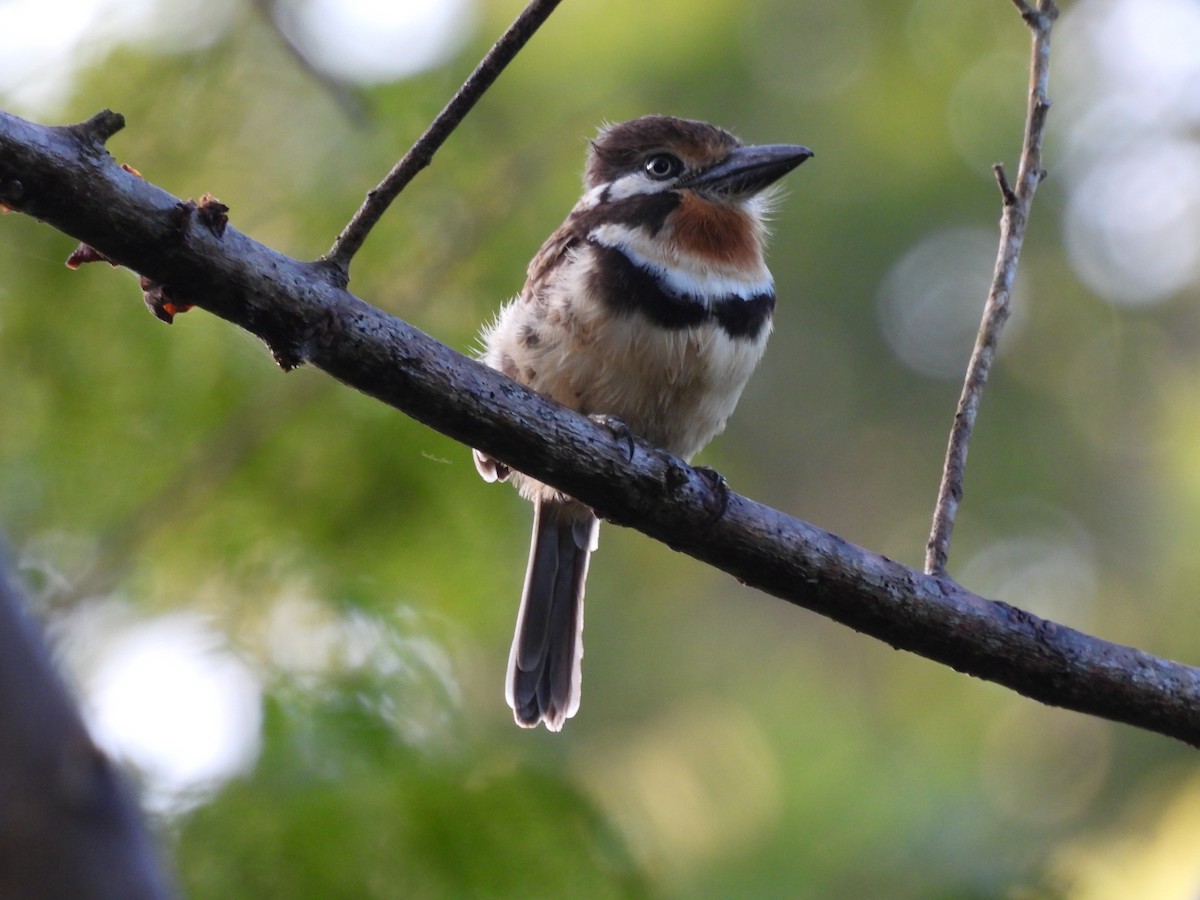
535, 311, 769, 460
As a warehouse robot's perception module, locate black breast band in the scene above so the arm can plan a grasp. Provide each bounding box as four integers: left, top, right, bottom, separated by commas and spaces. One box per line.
586, 243, 774, 341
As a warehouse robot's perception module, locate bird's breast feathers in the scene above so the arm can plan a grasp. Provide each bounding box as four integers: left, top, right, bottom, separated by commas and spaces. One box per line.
481, 239, 773, 459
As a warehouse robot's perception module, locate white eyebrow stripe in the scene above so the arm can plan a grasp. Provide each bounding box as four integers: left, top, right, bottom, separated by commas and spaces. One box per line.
604, 171, 674, 200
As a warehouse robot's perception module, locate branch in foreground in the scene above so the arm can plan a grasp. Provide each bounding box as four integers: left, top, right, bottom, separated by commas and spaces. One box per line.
0, 549, 174, 899
2, 109, 1200, 748
925, 0, 1059, 577
324, 0, 565, 277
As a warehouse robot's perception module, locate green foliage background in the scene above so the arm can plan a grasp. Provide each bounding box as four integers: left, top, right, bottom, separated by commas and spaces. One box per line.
4, 0, 1200, 896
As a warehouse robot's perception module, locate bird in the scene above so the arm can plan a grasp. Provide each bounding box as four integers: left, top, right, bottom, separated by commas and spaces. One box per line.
474, 115, 811, 731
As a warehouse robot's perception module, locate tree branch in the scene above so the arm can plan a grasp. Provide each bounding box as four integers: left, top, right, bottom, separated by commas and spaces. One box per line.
2, 108, 1200, 747
323, 0, 565, 279
925, 0, 1059, 577
0, 548, 175, 898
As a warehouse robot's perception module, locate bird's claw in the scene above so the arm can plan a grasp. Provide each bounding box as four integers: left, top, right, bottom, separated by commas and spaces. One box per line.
589, 413, 636, 462
694, 465, 731, 523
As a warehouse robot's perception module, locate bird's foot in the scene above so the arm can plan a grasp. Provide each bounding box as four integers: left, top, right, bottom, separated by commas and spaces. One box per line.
694, 465, 731, 524
589, 413, 636, 462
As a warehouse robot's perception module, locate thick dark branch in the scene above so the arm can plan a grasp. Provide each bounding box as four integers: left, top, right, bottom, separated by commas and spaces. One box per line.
324, 0, 565, 278
2, 108, 1200, 747
925, 0, 1059, 577
0, 550, 175, 898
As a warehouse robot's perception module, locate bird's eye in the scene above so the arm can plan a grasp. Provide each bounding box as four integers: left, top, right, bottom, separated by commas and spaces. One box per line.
643, 153, 682, 180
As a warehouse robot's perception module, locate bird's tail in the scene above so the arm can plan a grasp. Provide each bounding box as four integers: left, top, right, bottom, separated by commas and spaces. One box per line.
506, 498, 599, 731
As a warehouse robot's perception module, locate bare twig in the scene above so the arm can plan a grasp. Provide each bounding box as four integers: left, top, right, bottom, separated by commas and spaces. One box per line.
924, 0, 1059, 577
5, 108, 1200, 747
323, 0, 565, 281
992, 163, 1017, 206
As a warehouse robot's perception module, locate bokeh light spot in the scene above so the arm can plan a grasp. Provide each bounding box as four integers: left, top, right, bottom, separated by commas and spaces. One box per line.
878, 227, 1024, 380
80, 613, 262, 815
1064, 139, 1200, 307
1057, 0, 1200, 306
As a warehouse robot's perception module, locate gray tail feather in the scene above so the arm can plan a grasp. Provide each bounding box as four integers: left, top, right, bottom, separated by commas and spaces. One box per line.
506, 499, 599, 731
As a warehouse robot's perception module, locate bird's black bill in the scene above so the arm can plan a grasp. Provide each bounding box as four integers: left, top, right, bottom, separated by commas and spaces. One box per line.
685, 143, 813, 197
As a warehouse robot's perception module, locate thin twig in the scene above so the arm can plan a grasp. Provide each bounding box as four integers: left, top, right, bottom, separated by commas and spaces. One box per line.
323, 0, 565, 281
1009, 0, 1041, 26
992, 163, 1017, 206
924, 0, 1059, 577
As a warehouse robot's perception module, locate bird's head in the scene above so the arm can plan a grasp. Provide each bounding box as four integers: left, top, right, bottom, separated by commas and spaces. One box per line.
586, 115, 811, 203
579, 116, 811, 273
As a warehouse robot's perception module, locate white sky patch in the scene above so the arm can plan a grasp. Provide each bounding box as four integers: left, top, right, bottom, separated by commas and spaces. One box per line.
0, 0, 109, 112
79, 613, 263, 815
44, 579, 462, 818
289, 0, 476, 83
0, 0, 471, 115
0, 0, 237, 113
